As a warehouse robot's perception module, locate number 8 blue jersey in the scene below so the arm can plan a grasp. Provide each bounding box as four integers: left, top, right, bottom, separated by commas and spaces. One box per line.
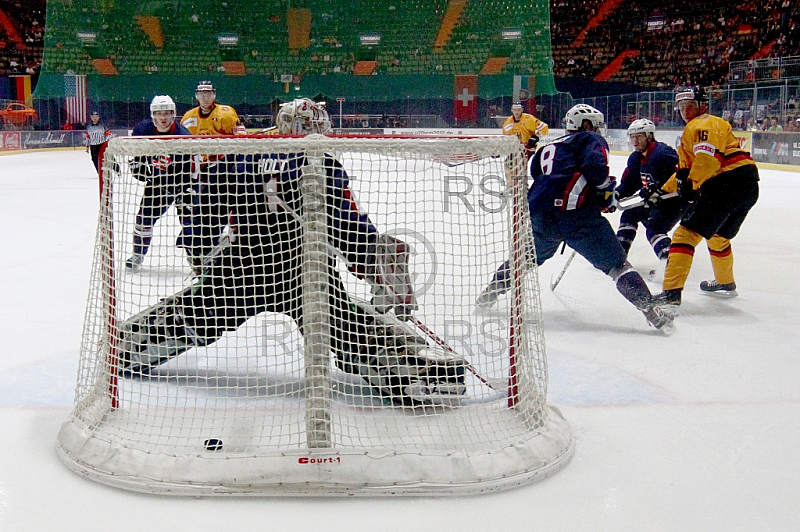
527, 130, 614, 212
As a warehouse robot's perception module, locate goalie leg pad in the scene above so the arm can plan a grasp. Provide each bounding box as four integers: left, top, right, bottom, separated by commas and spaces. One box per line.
117, 292, 204, 377
368, 234, 418, 317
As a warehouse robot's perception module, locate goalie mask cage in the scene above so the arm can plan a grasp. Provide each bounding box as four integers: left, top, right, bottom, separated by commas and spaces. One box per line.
57, 134, 574, 496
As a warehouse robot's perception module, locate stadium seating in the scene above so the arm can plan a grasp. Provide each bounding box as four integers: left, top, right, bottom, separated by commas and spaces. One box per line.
4, 0, 799, 93
36, 0, 556, 78
0, 0, 44, 76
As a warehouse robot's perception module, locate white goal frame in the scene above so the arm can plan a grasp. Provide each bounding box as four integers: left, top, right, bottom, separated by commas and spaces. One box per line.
57, 134, 574, 496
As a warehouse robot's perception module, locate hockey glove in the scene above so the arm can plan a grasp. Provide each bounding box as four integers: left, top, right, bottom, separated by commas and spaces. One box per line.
527, 135, 540, 150
641, 188, 664, 209
367, 234, 419, 319
130, 157, 153, 182
599, 186, 617, 213
675, 168, 698, 203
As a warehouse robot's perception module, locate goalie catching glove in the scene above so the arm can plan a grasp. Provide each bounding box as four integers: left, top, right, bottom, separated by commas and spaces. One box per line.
366, 234, 418, 319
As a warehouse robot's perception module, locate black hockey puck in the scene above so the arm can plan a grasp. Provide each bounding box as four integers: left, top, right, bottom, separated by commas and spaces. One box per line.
203, 438, 223, 451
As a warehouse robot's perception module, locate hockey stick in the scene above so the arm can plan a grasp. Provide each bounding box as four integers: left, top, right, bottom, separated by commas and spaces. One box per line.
550, 248, 576, 291
617, 191, 679, 211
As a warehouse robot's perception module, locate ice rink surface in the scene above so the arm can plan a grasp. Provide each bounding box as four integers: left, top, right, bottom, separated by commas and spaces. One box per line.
1, 149, 798, 531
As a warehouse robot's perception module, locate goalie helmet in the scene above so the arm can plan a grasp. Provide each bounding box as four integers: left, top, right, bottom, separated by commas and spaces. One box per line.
564, 104, 604, 132
276, 98, 332, 134
628, 118, 656, 138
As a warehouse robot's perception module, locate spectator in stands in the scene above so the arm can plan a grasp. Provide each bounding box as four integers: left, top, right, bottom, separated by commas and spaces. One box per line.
784, 117, 798, 132
768, 117, 783, 132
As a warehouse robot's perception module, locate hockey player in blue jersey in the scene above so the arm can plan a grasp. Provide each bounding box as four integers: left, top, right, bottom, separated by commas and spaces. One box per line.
115, 98, 466, 406
615, 119, 685, 279
476, 104, 674, 334
125, 95, 194, 270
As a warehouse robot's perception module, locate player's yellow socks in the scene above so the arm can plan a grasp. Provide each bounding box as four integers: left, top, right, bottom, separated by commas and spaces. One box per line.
663, 226, 703, 291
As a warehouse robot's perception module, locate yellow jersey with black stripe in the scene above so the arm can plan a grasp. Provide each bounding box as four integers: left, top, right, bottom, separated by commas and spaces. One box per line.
677, 113, 755, 190
181, 104, 245, 135
502, 113, 549, 146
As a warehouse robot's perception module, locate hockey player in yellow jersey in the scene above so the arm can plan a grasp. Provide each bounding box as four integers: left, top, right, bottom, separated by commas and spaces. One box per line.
502, 101, 549, 156
653, 86, 759, 314
181, 81, 246, 135
178, 81, 245, 274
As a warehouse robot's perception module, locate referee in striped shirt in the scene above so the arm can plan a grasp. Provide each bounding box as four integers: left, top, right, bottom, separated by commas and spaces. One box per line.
85, 111, 111, 171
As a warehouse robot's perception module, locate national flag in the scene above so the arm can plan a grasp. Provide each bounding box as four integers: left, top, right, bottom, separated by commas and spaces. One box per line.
11, 75, 32, 106
513, 75, 537, 114
454, 75, 478, 124
65, 74, 88, 125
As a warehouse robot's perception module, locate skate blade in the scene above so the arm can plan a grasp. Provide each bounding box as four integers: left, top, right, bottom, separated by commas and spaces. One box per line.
700, 290, 738, 299
656, 304, 681, 317
656, 320, 676, 336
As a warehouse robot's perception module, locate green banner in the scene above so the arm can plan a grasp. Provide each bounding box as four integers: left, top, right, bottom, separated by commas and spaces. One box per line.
33, 73, 557, 105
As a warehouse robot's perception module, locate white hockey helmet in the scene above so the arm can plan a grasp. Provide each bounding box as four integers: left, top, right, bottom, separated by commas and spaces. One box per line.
628, 118, 656, 138
150, 95, 176, 115
564, 104, 604, 132
150, 95, 176, 131
276, 98, 332, 134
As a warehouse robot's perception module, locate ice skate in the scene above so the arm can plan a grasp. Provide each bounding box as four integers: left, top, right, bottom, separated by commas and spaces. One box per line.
699, 280, 738, 298
401, 346, 467, 406
476, 280, 509, 309
642, 304, 675, 336
653, 289, 682, 316
125, 253, 144, 271
336, 343, 466, 407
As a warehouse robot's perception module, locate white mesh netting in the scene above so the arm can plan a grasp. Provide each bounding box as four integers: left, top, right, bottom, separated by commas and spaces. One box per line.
57, 134, 573, 496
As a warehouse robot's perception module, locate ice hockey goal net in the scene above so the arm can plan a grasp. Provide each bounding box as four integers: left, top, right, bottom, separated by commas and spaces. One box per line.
57, 134, 573, 496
